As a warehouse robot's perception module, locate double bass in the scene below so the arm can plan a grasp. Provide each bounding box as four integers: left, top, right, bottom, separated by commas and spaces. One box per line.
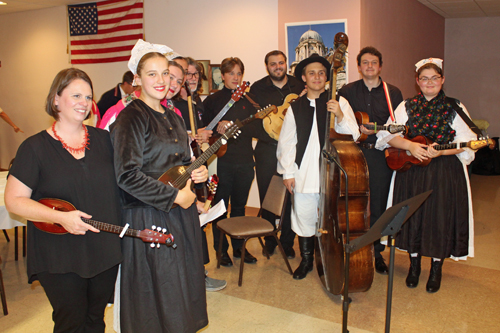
315, 33, 374, 296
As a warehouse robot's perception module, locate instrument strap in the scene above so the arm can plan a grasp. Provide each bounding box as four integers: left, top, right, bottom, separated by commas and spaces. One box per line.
446, 97, 482, 139
244, 93, 263, 111
382, 81, 395, 122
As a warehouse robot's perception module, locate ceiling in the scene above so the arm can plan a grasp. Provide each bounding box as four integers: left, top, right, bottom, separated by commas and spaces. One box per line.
0, 0, 83, 15
1, 0, 500, 17
417, 0, 500, 17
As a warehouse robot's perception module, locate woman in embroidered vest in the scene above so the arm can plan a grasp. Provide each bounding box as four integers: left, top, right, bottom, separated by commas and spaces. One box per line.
110, 39, 208, 332
4, 68, 122, 331
376, 58, 476, 293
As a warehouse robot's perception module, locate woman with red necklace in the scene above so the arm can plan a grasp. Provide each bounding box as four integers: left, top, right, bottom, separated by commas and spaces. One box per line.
4, 68, 122, 331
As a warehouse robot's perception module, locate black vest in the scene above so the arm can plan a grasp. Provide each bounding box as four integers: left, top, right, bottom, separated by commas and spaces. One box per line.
292, 91, 329, 168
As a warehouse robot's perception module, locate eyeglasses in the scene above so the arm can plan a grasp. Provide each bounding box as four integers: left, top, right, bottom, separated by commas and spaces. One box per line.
186, 72, 200, 79
419, 76, 442, 84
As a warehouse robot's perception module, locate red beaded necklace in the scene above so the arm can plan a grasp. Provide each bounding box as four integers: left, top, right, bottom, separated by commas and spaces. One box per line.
52, 122, 89, 154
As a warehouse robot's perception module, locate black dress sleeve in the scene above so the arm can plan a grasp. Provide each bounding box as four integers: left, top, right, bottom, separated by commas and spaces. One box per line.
111, 105, 180, 212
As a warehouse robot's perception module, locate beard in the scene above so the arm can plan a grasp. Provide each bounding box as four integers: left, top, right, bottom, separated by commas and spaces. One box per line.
269, 69, 286, 82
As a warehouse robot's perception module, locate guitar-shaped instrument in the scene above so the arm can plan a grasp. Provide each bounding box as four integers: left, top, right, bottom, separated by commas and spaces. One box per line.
262, 93, 299, 141
385, 136, 496, 172
158, 121, 242, 205
204, 82, 249, 158
209, 104, 278, 158
354, 111, 407, 142
159, 106, 277, 206
32, 198, 175, 248
204, 174, 219, 211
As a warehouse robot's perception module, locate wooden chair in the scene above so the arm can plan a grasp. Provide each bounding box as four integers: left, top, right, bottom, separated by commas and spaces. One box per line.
216, 175, 293, 286
0, 256, 8, 315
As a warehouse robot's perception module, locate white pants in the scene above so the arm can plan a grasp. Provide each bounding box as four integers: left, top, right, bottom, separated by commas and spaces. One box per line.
291, 192, 319, 237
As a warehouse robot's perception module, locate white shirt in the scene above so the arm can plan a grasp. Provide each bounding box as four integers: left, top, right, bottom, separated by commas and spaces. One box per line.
277, 96, 360, 193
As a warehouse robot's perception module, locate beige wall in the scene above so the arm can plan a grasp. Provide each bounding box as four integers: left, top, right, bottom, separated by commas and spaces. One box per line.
360, 0, 445, 99
445, 17, 500, 137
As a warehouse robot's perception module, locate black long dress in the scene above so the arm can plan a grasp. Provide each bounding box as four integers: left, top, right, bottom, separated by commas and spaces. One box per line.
392, 92, 474, 259
110, 99, 208, 333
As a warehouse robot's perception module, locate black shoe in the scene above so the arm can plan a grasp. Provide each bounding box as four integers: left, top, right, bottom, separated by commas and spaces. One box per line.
426, 260, 444, 293
262, 242, 276, 257
375, 257, 389, 275
406, 255, 421, 288
283, 246, 296, 259
218, 252, 233, 267
233, 248, 257, 263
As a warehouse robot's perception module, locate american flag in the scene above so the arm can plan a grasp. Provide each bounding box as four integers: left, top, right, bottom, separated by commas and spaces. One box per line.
68, 0, 144, 64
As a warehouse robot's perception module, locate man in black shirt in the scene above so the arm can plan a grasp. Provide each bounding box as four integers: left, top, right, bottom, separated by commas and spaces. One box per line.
249, 50, 305, 259
96, 71, 135, 118
203, 57, 259, 266
339, 46, 403, 274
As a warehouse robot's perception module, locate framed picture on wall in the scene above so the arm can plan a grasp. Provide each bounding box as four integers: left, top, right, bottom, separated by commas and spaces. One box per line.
209, 64, 223, 93
197, 60, 210, 96
285, 19, 348, 90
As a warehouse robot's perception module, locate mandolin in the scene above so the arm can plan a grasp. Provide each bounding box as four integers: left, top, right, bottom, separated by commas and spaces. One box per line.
262, 93, 299, 141
385, 136, 495, 171
208, 104, 278, 158
355, 111, 407, 142
205, 82, 249, 132
32, 198, 175, 248
204, 82, 249, 157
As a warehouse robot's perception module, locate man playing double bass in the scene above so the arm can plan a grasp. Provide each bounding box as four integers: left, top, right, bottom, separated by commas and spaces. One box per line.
250, 50, 305, 259
339, 47, 403, 274
277, 54, 360, 280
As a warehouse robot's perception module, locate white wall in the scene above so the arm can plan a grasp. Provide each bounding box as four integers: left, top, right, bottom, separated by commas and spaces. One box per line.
445, 17, 500, 138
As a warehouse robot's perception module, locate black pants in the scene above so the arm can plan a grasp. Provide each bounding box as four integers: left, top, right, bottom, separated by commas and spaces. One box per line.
212, 161, 254, 253
254, 141, 295, 248
37, 265, 119, 333
362, 147, 393, 258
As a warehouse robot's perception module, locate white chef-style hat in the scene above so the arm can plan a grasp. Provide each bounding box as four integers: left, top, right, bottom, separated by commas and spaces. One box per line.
415, 58, 443, 72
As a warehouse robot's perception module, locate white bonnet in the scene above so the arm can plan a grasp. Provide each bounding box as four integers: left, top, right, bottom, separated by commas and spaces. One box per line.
415, 58, 443, 72
128, 39, 181, 75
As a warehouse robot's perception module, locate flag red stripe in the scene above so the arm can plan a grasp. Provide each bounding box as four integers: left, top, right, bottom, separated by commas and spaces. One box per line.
71, 45, 134, 55
98, 13, 142, 25
98, 3, 143, 16
70, 34, 143, 46
97, 23, 142, 35
96, 0, 129, 6
71, 56, 131, 64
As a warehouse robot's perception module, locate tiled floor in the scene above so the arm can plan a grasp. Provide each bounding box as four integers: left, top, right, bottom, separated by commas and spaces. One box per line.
1, 174, 499, 332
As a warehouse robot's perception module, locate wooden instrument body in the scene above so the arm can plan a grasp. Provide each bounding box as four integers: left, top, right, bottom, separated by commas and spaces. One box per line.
316, 139, 374, 295
384, 135, 431, 172
262, 93, 298, 140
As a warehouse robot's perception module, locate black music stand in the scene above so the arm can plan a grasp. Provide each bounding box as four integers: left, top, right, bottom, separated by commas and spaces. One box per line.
342, 190, 432, 333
